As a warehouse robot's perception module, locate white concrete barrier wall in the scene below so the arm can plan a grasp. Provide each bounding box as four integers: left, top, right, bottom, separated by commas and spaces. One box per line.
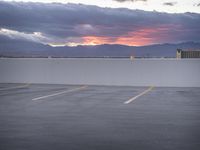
0, 58, 200, 87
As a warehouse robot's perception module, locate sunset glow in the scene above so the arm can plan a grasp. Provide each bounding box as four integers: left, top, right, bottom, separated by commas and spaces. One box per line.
81, 26, 177, 46
82, 36, 111, 46
81, 35, 152, 46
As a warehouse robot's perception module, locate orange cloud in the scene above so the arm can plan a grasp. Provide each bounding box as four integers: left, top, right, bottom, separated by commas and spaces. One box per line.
116, 27, 168, 46
81, 30, 155, 46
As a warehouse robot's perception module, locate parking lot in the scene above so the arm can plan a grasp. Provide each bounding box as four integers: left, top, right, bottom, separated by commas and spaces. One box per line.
0, 83, 200, 150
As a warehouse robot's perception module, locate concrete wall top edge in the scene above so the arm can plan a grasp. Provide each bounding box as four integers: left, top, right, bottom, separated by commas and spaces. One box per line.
1, 58, 200, 61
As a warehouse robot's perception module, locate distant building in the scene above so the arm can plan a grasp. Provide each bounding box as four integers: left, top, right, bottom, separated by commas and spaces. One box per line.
176, 49, 200, 58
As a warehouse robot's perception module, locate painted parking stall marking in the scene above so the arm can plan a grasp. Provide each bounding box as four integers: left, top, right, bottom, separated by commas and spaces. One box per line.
32, 85, 88, 101
0, 83, 30, 91
124, 86, 154, 104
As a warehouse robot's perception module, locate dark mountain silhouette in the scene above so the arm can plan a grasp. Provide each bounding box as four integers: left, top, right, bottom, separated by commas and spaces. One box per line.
0, 36, 200, 58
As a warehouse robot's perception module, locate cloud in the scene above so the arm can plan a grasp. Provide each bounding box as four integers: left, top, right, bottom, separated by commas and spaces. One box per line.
0, 28, 47, 43
0, 1, 200, 46
163, 2, 177, 6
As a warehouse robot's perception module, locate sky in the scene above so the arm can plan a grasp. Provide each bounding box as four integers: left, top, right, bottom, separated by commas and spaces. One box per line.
3, 0, 200, 13
0, 0, 200, 46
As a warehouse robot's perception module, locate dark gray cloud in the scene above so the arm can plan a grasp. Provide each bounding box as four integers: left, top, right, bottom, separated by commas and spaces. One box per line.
163, 2, 177, 6
114, 0, 147, 2
0, 1, 200, 45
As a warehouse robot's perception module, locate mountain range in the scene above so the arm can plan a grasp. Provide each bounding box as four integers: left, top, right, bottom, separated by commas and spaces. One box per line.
0, 36, 200, 58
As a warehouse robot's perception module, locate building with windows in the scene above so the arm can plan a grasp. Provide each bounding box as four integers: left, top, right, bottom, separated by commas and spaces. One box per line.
177, 49, 200, 58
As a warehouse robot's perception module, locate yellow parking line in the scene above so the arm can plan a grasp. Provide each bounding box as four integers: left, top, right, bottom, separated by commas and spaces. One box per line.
32, 85, 88, 101
0, 83, 31, 91
124, 86, 154, 104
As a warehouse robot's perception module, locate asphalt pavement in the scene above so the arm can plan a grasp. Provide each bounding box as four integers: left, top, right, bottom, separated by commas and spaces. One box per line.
0, 83, 200, 150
